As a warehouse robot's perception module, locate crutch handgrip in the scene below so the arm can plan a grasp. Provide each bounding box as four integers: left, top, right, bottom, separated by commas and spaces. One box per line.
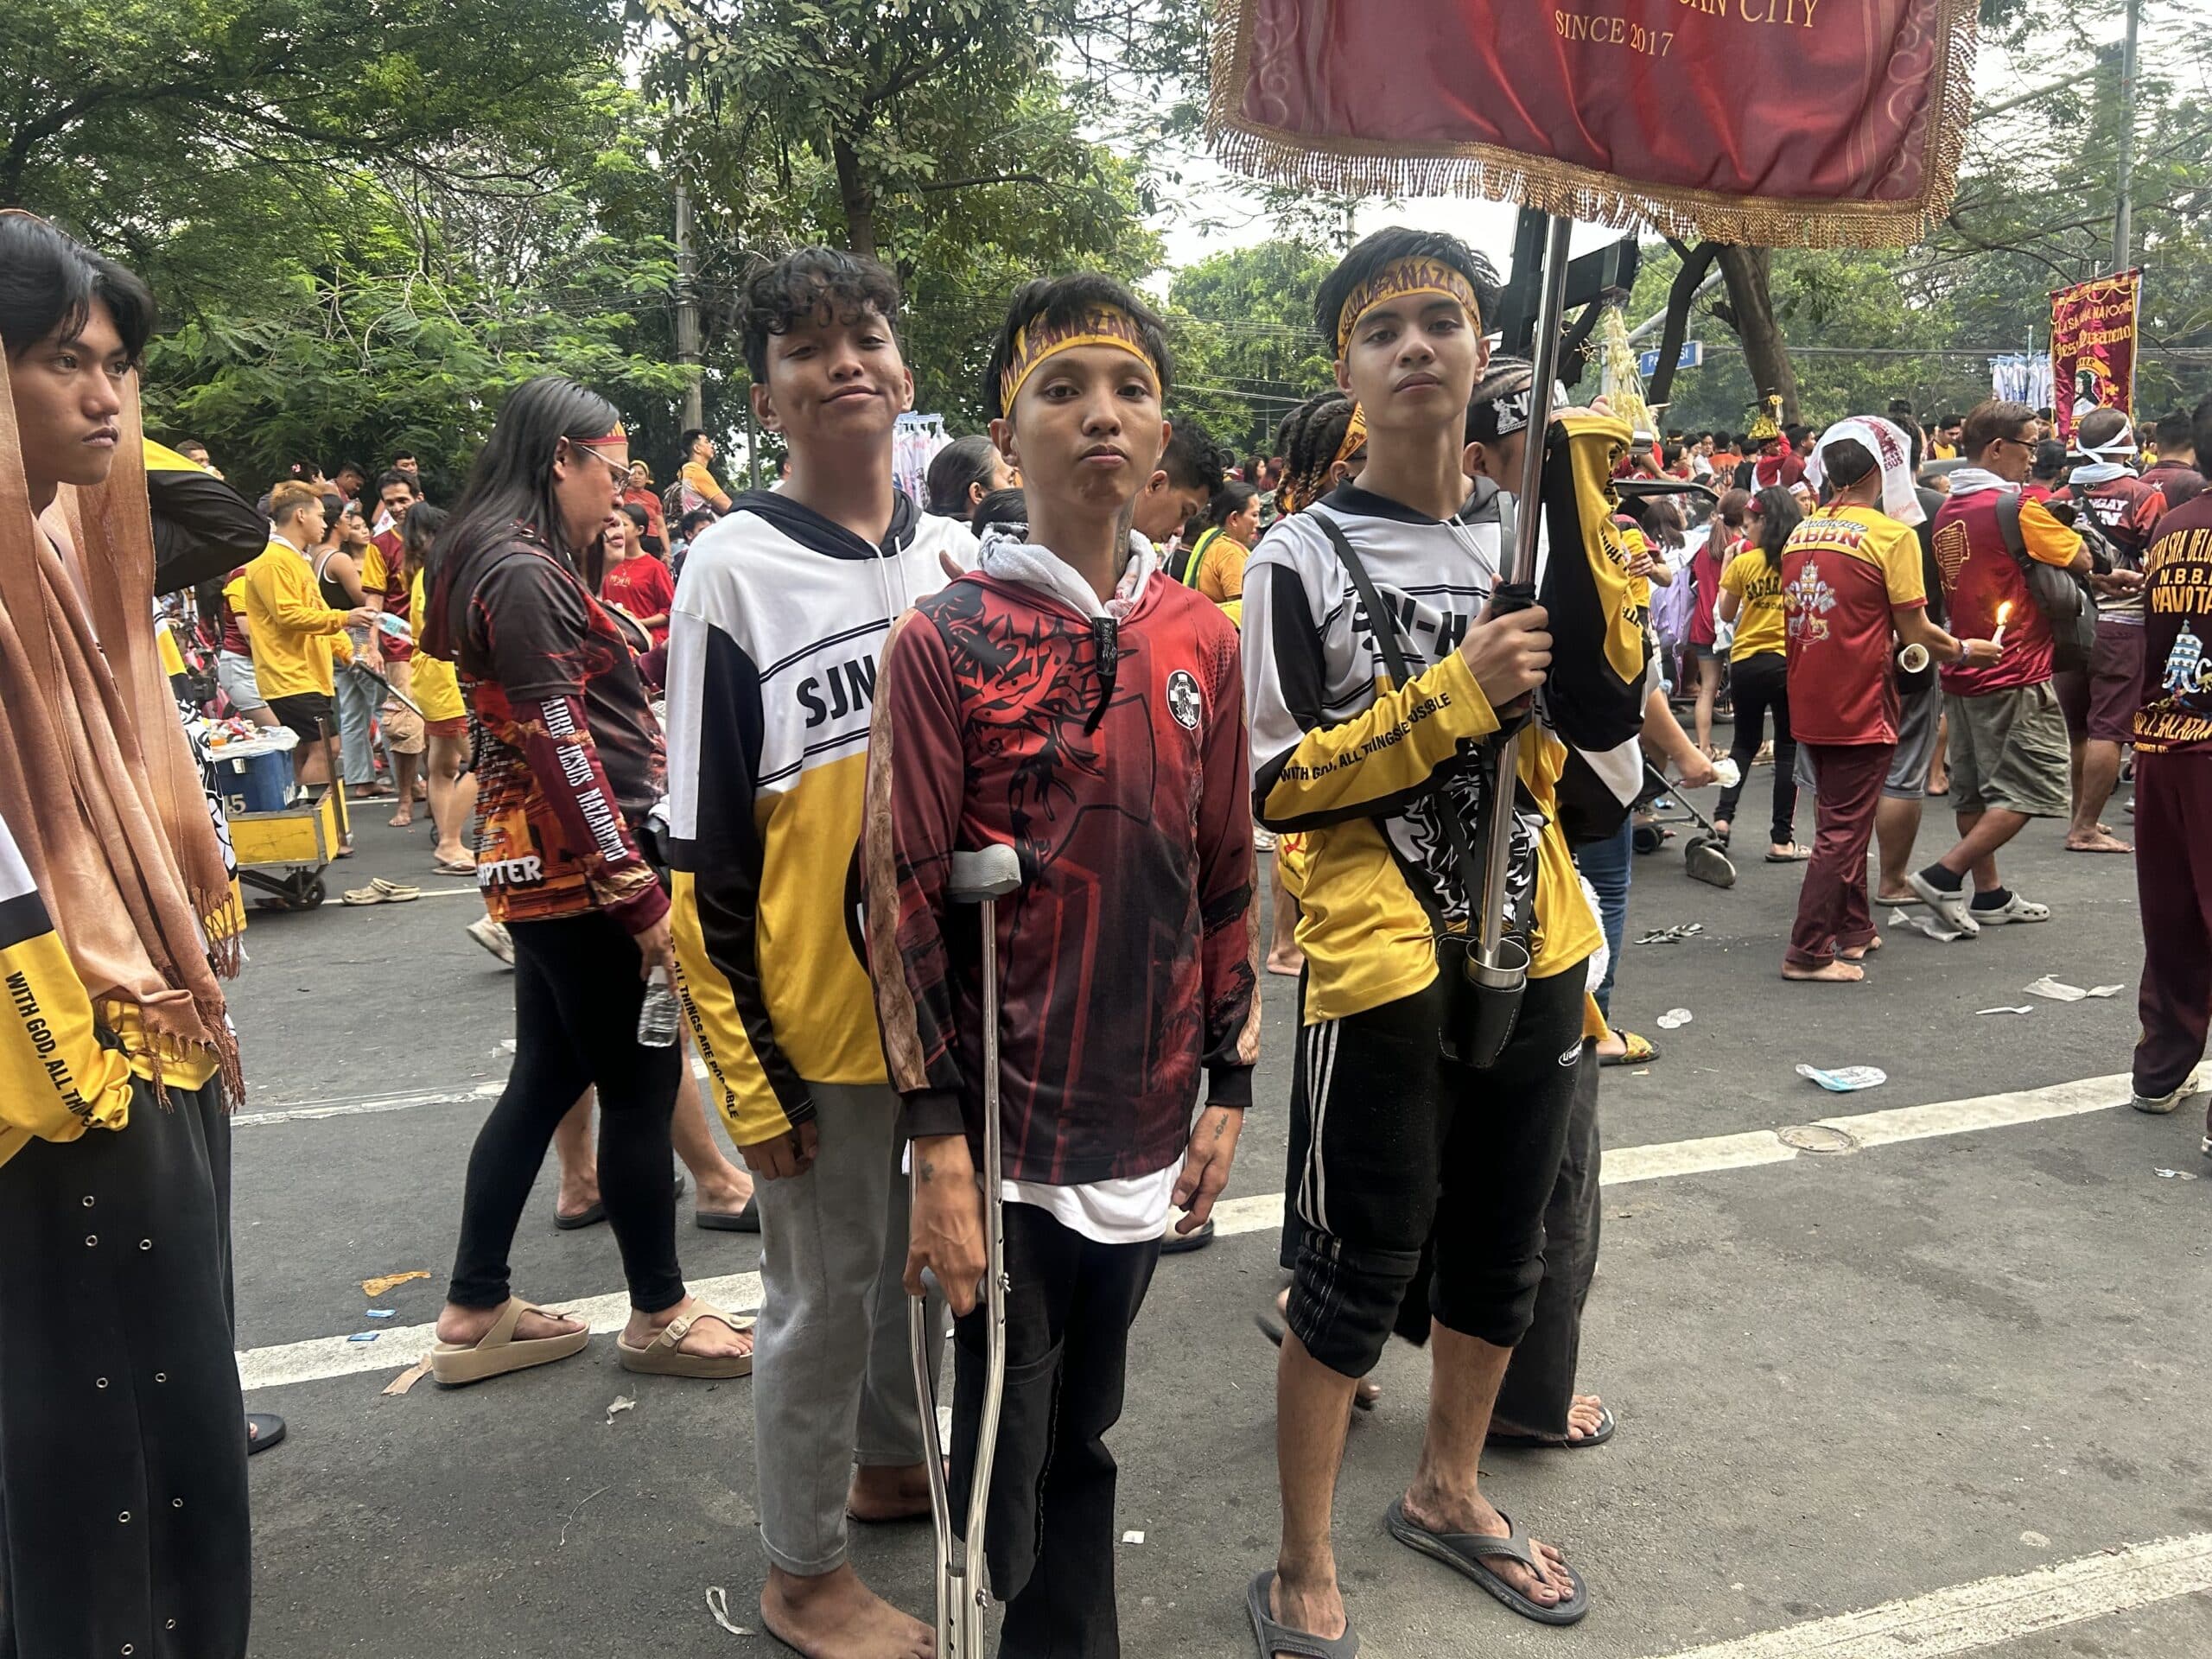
947, 842, 1022, 901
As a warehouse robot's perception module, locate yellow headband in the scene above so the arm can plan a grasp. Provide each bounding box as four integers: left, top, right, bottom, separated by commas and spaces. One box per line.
999, 306, 1157, 417
1336, 258, 1483, 353
1332, 404, 1369, 474
575, 421, 629, 459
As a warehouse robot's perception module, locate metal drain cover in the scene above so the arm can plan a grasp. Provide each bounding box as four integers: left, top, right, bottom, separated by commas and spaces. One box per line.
1778, 1122, 1859, 1154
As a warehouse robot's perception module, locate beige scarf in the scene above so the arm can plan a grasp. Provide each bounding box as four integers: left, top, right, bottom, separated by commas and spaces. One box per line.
0, 354, 240, 1097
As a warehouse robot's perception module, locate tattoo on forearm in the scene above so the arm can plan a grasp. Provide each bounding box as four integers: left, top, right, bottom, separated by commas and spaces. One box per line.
918, 1156, 937, 1182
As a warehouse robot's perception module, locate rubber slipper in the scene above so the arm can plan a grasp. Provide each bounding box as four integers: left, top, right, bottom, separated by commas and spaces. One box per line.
695, 1196, 760, 1233
1764, 843, 1810, 862
370, 877, 421, 898
245, 1412, 287, 1454
1247, 1569, 1360, 1658
1160, 1217, 1216, 1255
616, 1302, 754, 1379
340, 886, 388, 906
1487, 1403, 1615, 1450
557, 1170, 684, 1230
1254, 1306, 1376, 1411
1970, 893, 2050, 925
1382, 1497, 1589, 1625
1598, 1028, 1658, 1067
429, 1297, 589, 1387
430, 857, 478, 875
341, 882, 417, 906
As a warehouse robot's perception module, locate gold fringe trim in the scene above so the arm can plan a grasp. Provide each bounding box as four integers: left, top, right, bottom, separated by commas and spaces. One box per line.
1205, 0, 1979, 251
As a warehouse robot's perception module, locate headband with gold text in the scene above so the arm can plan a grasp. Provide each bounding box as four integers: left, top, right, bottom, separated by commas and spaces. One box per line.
1336, 257, 1484, 354
999, 306, 1159, 417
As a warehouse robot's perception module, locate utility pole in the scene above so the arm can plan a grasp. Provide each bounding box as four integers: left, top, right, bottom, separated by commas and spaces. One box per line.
674, 175, 704, 431
2113, 0, 2139, 274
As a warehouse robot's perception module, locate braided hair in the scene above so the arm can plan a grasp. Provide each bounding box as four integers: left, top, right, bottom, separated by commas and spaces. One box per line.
1274, 391, 1362, 515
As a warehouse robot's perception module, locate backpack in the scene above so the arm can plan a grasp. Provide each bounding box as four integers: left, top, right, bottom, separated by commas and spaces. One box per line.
1993, 493, 2095, 674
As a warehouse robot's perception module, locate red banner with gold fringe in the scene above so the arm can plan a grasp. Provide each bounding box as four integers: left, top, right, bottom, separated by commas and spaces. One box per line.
1206, 0, 1978, 249
2050, 270, 2140, 442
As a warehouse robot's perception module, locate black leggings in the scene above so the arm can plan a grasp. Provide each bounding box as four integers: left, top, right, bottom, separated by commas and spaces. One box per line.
448, 912, 683, 1313
1716, 651, 1797, 846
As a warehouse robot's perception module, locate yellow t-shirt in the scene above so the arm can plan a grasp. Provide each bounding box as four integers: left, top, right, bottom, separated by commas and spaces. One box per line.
407, 570, 466, 724
680, 460, 729, 509
1721, 549, 1788, 662
238, 539, 351, 699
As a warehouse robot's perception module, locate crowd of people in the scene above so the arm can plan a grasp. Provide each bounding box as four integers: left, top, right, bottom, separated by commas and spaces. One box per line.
4, 202, 2209, 1659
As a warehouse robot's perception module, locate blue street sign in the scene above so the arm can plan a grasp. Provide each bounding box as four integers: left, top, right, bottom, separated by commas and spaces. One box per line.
1636, 340, 1705, 378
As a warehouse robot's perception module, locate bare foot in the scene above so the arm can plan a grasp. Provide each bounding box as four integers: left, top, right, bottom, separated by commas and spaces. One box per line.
2065, 830, 2132, 854
761, 1563, 932, 1659
623, 1297, 753, 1361
435, 1300, 584, 1346
692, 1166, 755, 1217
1565, 1393, 1607, 1442
1840, 935, 1882, 961
848, 1462, 933, 1522
556, 1166, 601, 1224
1269, 1560, 1349, 1657
390, 804, 414, 827
1782, 960, 1865, 982
1399, 1485, 1575, 1611
1265, 950, 1306, 977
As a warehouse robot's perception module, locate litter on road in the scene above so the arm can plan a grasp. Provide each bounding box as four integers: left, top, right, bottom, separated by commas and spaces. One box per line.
1796, 1065, 1888, 1093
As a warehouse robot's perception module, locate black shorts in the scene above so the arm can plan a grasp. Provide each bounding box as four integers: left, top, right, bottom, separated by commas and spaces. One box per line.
1281, 963, 1590, 1376
266, 691, 332, 747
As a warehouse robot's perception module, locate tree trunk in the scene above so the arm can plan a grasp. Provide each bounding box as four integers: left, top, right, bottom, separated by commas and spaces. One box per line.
1647, 240, 1720, 410
1714, 245, 1799, 424
831, 133, 877, 261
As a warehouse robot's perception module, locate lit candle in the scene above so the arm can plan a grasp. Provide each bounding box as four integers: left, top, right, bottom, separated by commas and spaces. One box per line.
1991, 601, 2013, 650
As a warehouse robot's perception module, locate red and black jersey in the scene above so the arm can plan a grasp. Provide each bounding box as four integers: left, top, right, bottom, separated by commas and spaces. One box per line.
865, 569, 1257, 1186
427, 524, 666, 931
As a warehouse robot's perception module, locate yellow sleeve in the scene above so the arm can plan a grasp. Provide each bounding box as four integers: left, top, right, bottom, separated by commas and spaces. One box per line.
256, 556, 352, 635
1200, 538, 1249, 605
157, 622, 186, 678
1881, 521, 1927, 608
1255, 649, 1501, 829
222, 575, 245, 612
0, 823, 136, 1154
2020, 499, 2085, 567
360, 544, 387, 591
1720, 553, 1748, 598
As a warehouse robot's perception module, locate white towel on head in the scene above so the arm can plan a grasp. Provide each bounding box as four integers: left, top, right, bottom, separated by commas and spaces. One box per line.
1807, 416, 1924, 527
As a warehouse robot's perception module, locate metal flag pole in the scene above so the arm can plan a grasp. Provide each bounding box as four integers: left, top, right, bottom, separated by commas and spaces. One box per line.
1472, 213, 1574, 978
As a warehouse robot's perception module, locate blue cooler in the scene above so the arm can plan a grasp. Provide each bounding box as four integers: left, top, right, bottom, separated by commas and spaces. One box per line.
221, 746, 292, 816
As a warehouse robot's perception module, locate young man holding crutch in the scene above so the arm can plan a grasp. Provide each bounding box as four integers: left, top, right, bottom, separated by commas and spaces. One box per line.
866, 272, 1257, 1657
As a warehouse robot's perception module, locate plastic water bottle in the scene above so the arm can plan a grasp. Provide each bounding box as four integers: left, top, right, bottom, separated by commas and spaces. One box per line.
637, 966, 680, 1048
373, 611, 413, 641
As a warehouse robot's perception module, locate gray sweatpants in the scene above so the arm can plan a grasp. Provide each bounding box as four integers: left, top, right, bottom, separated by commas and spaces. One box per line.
753, 1079, 944, 1577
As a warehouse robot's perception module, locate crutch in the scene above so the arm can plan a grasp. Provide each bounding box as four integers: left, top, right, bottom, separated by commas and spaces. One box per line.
911, 842, 1021, 1659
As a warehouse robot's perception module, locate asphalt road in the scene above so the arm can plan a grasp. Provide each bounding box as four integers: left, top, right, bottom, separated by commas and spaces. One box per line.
226, 766, 2210, 1657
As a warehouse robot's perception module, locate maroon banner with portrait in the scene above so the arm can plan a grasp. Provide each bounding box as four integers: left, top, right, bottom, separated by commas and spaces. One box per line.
1207, 0, 1977, 248
2050, 271, 2140, 442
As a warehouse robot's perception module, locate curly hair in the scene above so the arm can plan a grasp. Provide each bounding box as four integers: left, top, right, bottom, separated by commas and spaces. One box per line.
737, 247, 904, 382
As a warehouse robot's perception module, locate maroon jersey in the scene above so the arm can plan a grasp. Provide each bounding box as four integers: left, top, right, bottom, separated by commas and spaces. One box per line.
866, 569, 1256, 1185
426, 525, 666, 931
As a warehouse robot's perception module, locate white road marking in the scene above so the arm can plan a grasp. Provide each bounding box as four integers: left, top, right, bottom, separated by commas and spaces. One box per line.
1643, 1531, 2212, 1658
236, 1070, 2138, 1392
232, 1082, 504, 1127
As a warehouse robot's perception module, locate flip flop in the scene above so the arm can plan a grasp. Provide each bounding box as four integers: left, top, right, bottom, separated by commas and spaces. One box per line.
1764, 843, 1810, 862
1598, 1028, 1658, 1067
695, 1196, 760, 1233
341, 882, 421, 906
1160, 1217, 1216, 1255
616, 1302, 754, 1378
1247, 1569, 1359, 1658
557, 1170, 686, 1230
430, 857, 478, 875
1382, 1497, 1589, 1625
1487, 1403, 1615, 1450
429, 1297, 589, 1387
1254, 1306, 1376, 1411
